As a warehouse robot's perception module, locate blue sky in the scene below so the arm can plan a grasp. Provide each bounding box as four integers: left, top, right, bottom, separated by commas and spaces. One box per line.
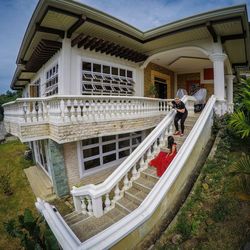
0, 0, 249, 94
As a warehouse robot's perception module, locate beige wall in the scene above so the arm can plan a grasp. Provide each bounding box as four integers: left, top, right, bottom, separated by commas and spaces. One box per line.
63, 142, 80, 188
144, 62, 174, 98
177, 73, 214, 99
177, 72, 200, 91
201, 83, 214, 99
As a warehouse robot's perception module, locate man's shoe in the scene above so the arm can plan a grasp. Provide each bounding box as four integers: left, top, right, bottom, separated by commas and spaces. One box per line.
180, 133, 184, 137
174, 131, 180, 135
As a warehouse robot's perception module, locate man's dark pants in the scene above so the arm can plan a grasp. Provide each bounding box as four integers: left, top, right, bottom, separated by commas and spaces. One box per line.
174, 112, 188, 133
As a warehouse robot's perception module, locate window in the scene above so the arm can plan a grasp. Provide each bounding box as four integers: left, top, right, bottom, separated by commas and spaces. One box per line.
45, 64, 58, 96
82, 60, 135, 96
81, 131, 143, 172
35, 140, 50, 176
29, 78, 40, 97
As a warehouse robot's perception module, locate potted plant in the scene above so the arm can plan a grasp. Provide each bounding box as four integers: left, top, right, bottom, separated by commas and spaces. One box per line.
148, 84, 158, 98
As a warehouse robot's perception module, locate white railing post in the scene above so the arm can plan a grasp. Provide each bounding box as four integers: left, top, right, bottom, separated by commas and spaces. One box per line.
72, 187, 82, 212
91, 197, 104, 218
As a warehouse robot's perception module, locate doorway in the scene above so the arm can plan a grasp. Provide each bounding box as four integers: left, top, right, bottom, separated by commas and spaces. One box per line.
154, 77, 168, 99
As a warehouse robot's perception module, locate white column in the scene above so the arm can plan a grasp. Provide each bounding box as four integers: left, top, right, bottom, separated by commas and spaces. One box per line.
209, 53, 227, 100
174, 72, 178, 96
225, 74, 235, 113
59, 38, 71, 95
135, 67, 144, 97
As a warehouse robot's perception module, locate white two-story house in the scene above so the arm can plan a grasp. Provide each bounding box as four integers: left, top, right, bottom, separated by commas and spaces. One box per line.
3, 1, 250, 248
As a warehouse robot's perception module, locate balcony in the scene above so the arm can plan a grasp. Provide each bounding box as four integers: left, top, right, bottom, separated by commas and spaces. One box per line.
3, 95, 173, 143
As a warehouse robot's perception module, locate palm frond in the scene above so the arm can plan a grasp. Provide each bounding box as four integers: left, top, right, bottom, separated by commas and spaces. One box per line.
230, 155, 250, 176
229, 111, 250, 138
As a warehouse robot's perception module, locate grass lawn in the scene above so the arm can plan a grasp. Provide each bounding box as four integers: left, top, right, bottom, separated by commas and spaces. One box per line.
0, 140, 36, 249
0, 140, 73, 249
154, 131, 250, 249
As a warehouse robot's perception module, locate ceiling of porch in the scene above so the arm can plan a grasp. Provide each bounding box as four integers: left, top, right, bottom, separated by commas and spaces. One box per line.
150, 48, 213, 73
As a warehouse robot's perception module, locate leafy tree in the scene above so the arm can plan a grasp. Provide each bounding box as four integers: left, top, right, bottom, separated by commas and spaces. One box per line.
0, 90, 21, 121
3, 208, 59, 250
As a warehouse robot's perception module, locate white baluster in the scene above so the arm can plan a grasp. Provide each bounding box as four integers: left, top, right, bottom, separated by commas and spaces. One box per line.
32, 101, 37, 122
153, 141, 159, 155
104, 193, 111, 212
38, 102, 43, 121
169, 123, 173, 135
159, 133, 165, 147
86, 196, 93, 215
123, 174, 130, 191
146, 148, 153, 163
80, 197, 87, 214
76, 100, 82, 122
60, 99, 65, 122
139, 157, 146, 171
43, 101, 48, 121
23, 102, 28, 122
114, 183, 121, 201
63, 100, 69, 122
131, 165, 139, 180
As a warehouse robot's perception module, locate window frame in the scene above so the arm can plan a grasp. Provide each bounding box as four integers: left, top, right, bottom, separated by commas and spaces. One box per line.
78, 131, 144, 177
81, 58, 135, 96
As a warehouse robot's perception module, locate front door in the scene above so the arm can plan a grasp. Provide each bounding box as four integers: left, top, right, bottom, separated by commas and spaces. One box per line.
154, 77, 168, 99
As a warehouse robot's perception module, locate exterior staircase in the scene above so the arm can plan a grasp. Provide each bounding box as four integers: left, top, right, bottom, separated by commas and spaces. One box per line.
62, 114, 200, 242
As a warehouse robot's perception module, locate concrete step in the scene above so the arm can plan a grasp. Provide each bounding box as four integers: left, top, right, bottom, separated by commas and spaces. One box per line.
71, 213, 114, 242
125, 186, 149, 201
140, 168, 159, 182
116, 196, 138, 212
143, 167, 158, 177
124, 190, 143, 206
133, 176, 157, 193
64, 211, 78, 220
105, 207, 128, 222
66, 213, 89, 227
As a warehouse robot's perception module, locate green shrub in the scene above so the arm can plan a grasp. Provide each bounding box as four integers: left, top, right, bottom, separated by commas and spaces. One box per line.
3, 208, 58, 250
176, 214, 192, 240
211, 198, 230, 222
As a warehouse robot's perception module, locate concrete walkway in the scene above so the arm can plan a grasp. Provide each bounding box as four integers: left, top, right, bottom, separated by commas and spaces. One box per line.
24, 165, 56, 201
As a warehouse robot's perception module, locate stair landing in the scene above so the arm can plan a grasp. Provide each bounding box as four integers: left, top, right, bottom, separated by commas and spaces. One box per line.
24, 165, 55, 200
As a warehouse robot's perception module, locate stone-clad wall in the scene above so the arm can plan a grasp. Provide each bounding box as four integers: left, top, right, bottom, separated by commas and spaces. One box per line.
144, 62, 174, 97
7, 114, 165, 144
48, 139, 69, 197
50, 115, 165, 143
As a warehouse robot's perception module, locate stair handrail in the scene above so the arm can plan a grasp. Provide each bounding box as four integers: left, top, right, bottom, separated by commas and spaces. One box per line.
71, 95, 196, 217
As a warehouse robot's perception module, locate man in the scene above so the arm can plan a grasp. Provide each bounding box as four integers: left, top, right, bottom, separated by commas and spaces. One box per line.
172, 97, 188, 136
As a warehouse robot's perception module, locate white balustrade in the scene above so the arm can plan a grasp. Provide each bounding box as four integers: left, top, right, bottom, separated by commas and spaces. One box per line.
3, 95, 173, 125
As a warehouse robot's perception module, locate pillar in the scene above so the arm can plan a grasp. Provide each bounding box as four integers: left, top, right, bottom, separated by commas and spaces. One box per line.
48, 139, 69, 197
209, 53, 227, 100
225, 74, 234, 103
59, 38, 71, 95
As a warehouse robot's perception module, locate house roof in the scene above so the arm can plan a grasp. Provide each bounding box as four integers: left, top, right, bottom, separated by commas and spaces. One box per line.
11, 0, 250, 89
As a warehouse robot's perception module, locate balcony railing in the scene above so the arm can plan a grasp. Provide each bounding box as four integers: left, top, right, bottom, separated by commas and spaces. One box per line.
3, 95, 173, 124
